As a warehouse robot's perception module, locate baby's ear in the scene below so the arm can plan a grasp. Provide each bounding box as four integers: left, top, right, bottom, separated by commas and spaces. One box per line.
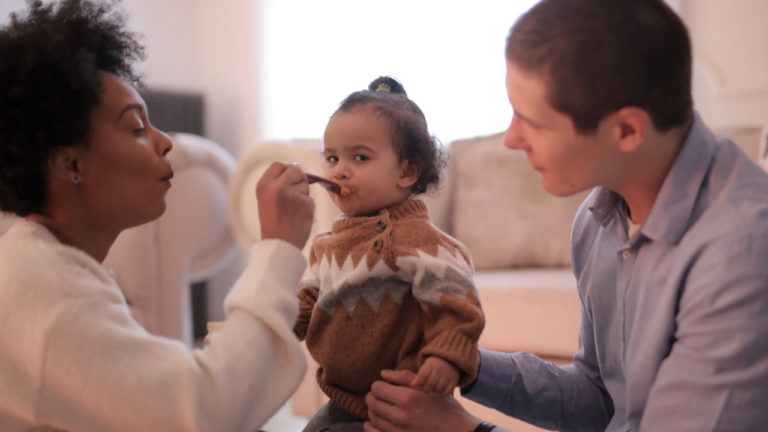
398, 160, 420, 188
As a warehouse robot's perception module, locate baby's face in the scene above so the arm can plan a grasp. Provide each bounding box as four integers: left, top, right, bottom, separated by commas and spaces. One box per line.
322, 108, 417, 217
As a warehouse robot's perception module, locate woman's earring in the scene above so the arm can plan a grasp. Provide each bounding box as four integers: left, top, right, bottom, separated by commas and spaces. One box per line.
72, 174, 80, 184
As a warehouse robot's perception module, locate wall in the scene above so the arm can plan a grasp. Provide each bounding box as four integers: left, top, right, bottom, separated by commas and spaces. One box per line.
671, 0, 768, 129
122, 0, 262, 157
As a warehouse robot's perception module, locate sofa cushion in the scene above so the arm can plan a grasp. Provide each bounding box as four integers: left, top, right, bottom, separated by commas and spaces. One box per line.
451, 133, 590, 270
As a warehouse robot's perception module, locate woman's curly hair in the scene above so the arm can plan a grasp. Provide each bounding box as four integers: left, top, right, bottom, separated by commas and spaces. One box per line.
0, 0, 145, 216
335, 76, 448, 196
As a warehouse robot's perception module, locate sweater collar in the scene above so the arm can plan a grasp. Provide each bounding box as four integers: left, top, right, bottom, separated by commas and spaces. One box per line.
331, 199, 429, 233
13, 219, 116, 285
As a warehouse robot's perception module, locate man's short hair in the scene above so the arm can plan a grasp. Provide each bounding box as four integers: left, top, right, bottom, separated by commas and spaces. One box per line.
506, 0, 693, 134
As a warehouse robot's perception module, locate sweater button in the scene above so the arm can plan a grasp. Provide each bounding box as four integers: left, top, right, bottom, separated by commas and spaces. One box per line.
373, 239, 383, 250
376, 220, 387, 232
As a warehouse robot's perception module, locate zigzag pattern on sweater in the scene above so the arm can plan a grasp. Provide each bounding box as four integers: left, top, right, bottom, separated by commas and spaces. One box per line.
306, 246, 476, 314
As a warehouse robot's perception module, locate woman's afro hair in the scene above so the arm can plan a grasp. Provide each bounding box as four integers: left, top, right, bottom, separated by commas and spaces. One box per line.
0, 0, 145, 216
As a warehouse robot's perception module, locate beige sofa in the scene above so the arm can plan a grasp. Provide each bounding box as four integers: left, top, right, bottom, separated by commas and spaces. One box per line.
229, 125, 765, 432
229, 133, 586, 432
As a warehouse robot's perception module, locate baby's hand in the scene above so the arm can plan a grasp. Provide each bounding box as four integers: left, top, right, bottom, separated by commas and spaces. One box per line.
410, 356, 459, 396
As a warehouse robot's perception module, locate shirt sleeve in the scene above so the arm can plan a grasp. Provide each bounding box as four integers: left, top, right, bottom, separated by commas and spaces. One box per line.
460, 196, 614, 432
460, 315, 614, 432
36, 239, 308, 432
638, 233, 768, 432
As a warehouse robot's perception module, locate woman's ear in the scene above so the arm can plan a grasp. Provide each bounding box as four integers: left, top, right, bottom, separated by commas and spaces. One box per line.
398, 160, 420, 189
48, 147, 80, 182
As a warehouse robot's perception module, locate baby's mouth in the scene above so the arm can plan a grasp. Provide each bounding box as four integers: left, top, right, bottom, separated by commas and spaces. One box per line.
333, 181, 355, 197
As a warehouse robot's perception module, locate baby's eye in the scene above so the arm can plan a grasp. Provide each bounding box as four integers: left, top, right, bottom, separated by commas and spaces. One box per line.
326, 155, 339, 163
354, 154, 369, 162
133, 127, 146, 137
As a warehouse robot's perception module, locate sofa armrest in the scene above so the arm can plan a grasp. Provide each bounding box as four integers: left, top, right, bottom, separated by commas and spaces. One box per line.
103, 132, 238, 345
228, 140, 342, 256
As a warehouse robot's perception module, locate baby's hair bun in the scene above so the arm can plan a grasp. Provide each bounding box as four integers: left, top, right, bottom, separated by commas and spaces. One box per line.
368, 76, 407, 97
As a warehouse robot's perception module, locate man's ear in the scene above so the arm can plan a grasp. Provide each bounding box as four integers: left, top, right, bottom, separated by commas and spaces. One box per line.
610, 107, 650, 153
48, 146, 80, 182
398, 160, 420, 189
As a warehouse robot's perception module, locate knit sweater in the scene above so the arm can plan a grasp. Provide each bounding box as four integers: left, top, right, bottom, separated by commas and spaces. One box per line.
294, 200, 485, 420
0, 220, 308, 432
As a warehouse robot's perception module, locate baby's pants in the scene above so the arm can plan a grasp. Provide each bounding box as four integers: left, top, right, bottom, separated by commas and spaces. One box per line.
302, 401, 365, 432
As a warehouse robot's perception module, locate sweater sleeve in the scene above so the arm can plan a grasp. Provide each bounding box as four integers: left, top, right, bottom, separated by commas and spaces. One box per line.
36, 239, 308, 432
402, 234, 484, 387
294, 283, 319, 341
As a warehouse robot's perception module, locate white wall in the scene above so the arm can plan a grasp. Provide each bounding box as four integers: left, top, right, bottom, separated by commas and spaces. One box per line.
674, 0, 768, 129
122, 0, 262, 157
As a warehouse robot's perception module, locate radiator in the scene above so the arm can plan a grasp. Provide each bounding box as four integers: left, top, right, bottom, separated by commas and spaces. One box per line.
139, 89, 205, 136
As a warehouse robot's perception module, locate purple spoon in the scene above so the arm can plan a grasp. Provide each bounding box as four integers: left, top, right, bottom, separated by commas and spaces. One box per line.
306, 173, 353, 196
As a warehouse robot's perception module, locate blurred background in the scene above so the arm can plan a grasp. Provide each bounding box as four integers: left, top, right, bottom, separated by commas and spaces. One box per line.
4, 0, 764, 159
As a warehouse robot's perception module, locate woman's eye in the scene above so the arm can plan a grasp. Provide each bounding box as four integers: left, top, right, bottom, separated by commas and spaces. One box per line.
354, 154, 368, 162
326, 155, 338, 163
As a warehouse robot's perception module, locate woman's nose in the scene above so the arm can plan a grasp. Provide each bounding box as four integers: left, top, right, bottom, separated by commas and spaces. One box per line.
155, 129, 173, 157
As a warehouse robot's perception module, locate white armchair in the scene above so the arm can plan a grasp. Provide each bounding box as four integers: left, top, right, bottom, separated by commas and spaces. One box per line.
0, 133, 239, 347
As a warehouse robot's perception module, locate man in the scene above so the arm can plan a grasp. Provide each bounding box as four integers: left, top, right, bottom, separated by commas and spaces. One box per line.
364, 0, 768, 431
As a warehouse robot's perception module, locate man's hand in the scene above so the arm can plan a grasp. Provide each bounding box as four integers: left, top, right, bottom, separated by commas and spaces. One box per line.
411, 357, 460, 396
364, 369, 481, 432
256, 162, 314, 251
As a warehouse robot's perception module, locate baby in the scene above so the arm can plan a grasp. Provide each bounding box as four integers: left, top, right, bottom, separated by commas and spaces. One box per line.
295, 76, 485, 432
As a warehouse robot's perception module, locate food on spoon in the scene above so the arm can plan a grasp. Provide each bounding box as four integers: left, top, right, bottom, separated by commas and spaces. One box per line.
204, 321, 224, 345
334, 181, 354, 196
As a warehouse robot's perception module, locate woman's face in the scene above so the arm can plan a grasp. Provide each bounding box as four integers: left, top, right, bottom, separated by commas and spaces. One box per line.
73, 72, 174, 229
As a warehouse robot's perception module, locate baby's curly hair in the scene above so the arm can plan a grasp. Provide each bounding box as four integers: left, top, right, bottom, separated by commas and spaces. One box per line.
0, 0, 145, 216
335, 76, 448, 196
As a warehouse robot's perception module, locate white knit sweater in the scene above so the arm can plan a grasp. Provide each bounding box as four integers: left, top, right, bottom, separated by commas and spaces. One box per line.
0, 220, 308, 432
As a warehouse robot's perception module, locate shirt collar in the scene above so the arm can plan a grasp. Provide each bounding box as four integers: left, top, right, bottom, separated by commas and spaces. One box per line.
589, 111, 717, 245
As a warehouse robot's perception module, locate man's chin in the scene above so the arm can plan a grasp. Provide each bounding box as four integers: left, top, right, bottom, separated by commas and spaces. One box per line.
541, 178, 589, 198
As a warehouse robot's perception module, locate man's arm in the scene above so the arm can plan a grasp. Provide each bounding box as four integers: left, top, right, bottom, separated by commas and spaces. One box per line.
638, 234, 768, 431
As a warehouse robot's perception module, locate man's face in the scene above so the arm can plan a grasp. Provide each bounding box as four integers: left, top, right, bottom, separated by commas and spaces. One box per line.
503, 61, 617, 197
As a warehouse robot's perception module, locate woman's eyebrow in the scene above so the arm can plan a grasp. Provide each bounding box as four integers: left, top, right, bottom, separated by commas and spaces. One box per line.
116, 103, 144, 121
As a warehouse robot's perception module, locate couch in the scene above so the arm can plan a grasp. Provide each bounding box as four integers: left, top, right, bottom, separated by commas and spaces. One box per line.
229, 133, 585, 432
0, 132, 239, 347
229, 124, 765, 432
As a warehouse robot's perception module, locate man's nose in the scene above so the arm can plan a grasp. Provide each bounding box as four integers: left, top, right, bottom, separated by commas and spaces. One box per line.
504, 115, 526, 150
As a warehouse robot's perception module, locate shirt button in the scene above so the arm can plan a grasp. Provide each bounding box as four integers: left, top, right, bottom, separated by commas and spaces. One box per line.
373, 239, 383, 250
376, 220, 387, 232
622, 250, 632, 260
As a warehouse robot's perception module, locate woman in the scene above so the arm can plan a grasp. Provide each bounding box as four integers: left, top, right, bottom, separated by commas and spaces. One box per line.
0, 1, 314, 430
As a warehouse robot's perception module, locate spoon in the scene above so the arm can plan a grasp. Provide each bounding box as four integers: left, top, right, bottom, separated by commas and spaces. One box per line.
306, 173, 354, 196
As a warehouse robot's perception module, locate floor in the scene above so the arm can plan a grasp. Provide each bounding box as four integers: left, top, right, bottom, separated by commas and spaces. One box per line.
262, 402, 310, 432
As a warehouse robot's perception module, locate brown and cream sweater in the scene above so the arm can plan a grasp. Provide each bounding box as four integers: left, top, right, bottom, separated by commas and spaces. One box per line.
294, 199, 485, 420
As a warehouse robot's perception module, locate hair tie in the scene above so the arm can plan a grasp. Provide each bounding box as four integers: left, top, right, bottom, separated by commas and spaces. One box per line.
375, 83, 391, 93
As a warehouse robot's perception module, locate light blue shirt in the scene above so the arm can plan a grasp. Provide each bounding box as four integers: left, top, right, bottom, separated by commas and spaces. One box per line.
463, 113, 768, 432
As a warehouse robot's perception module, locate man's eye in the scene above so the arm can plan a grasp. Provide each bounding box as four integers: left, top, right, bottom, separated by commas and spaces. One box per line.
326, 155, 338, 163
354, 154, 368, 162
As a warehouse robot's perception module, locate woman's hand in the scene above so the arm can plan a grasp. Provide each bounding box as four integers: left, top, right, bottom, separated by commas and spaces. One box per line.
256, 162, 315, 251
364, 369, 481, 432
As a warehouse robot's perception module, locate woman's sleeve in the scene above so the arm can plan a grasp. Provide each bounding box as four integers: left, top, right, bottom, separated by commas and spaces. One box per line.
37, 239, 308, 432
